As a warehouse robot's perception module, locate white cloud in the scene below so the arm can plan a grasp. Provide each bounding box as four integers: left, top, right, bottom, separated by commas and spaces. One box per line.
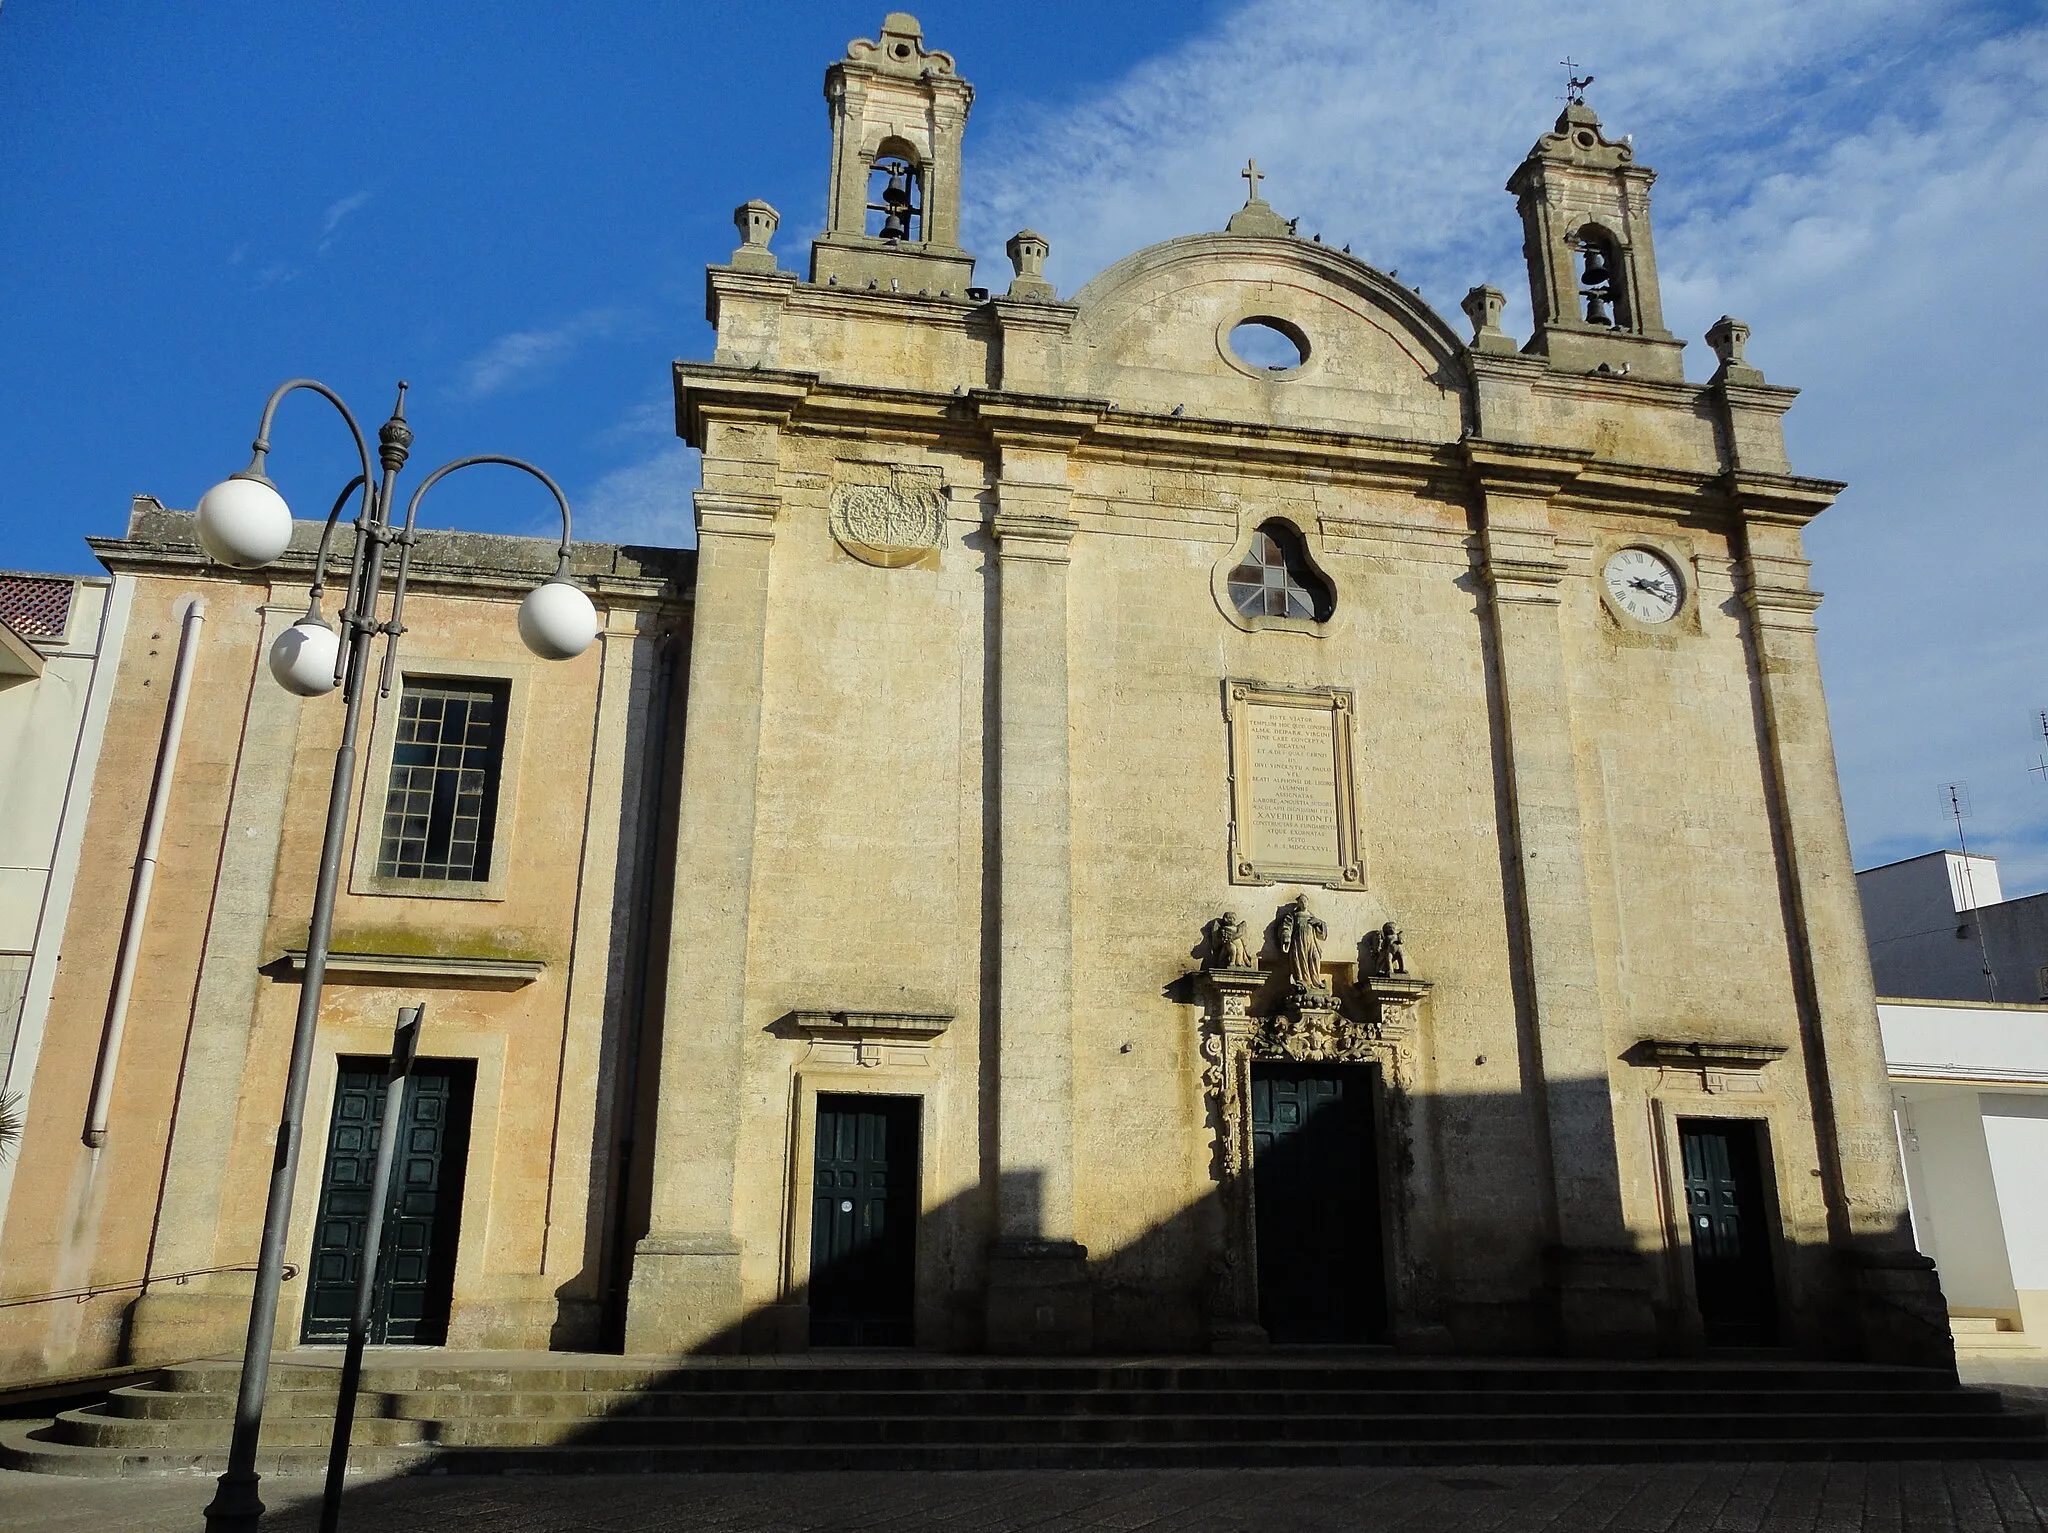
963, 0, 2048, 887
452, 308, 629, 400
318, 190, 372, 252
576, 445, 699, 549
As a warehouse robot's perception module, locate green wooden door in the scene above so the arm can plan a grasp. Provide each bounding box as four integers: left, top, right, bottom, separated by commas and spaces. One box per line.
1251, 1062, 1387, 1343
808, 1095, 918, 1347
302, 1059, 474, 1345
1679, 1119, 1779, 1346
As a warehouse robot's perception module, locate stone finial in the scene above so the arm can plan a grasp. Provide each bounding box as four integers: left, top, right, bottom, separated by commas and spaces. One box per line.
1460, 285, 1518, 356
1004, 230, 1056, 300
1706, 315, 1764, 383
729, 199, 780, 273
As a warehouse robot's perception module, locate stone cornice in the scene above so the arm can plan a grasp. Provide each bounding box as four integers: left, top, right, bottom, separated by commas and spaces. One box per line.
1462, 439, 1591, 499
1629, 1038, 1788, 1071
88, 516, 692, 609
670, 367, 1817, 525
989, 296, 1081, 335
990, 510, 1080, 562
694, 490, 781, 542
783, 277, 986, 324
1723, 470, 1845, 527
967, 389, 1109, 449
704, 265, 802, 328
781, 1008, 953, 1041
673, 364, 816, 448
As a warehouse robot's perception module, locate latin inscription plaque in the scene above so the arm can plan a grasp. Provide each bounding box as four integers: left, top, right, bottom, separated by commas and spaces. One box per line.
1224, 681, 1365, 889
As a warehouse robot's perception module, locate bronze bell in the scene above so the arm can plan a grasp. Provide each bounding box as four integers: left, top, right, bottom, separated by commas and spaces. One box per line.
1584, 291, 1613, 327
1580, 243, 1611, 287
878, 162, 914, 242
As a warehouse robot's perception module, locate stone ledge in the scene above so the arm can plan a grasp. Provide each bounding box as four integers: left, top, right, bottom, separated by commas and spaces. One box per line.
280, 949, 545, 987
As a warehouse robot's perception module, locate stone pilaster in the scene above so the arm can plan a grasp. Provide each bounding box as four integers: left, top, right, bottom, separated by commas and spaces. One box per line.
1733, 477, 1953, 1370
129, 601, 305, 1363
627, 385, 797, 1355
1467, 441, 1657, 1356
980, 403, 1093, 1354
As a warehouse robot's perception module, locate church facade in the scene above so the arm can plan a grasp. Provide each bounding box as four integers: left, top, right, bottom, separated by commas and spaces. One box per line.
622, 14, 1949, 1364
0, 14, 1953, 1382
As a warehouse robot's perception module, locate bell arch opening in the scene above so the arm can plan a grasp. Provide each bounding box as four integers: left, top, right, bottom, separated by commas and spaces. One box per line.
866, 139, 925, 242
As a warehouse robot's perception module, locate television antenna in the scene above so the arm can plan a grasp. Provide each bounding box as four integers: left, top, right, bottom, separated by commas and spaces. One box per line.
1943, 781, 1999, 1002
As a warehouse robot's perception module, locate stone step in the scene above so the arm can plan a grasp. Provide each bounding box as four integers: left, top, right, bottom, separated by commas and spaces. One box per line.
8, 1353, 2042, 1477
4, 1423, 2044, 1478
1950, 1316, 2015, 1334
93, 1380, 2011, 1423
37, 1401, 2044, 1453
149, 1358, 1971, 1397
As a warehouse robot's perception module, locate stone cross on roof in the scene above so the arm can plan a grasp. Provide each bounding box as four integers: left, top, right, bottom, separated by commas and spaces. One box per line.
1240, 159, 1264, 202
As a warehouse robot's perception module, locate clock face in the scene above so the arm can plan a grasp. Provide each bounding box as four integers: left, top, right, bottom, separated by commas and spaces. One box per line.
1603, 547, 1683, 625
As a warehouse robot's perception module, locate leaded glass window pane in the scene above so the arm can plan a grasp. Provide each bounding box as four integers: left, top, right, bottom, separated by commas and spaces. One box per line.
1227, 524, 1330, 621
375, 682, 507, 882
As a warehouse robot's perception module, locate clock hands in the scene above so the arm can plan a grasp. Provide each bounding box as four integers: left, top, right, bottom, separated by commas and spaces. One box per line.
1626, 575, 1676, 602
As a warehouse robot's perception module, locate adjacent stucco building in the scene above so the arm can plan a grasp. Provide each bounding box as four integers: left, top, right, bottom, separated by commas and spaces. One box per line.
0, 503, 686, 1382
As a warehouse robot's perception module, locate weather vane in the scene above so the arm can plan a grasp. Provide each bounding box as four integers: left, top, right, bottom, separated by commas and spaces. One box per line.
1561, 58, 1594, 106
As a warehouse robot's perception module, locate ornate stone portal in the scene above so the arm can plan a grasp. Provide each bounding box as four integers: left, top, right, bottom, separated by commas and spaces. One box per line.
1195, 899, 1430, 1350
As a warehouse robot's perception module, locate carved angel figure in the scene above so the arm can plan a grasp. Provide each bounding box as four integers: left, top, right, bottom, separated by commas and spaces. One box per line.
1365, 920, 1407, 978
1212, 911, 1258, 971
1277, 894, 1327, 995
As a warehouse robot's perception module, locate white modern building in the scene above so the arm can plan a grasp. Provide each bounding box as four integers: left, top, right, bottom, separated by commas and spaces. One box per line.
0, 569, 124, 1109
1865, 852, 2048, 1349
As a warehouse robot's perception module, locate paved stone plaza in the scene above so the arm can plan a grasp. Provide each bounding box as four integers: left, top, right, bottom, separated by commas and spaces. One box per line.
5, 1460, 2048, 1531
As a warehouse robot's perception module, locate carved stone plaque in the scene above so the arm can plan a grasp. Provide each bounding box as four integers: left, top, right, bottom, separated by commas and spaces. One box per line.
1224, 681, 1364, 889
830, 463, 948, 568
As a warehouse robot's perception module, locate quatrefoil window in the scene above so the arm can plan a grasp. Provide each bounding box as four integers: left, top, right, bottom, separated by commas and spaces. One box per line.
1226, 521, 1333, 622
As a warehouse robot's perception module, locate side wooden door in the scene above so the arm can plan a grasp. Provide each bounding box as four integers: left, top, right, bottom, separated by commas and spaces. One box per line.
1679, 1118, 1780, 1346
808, 1095, 919, 1347
302, 1059, 474, 1345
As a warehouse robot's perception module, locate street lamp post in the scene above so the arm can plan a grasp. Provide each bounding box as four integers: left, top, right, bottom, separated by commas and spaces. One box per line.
198, 380, 597, 1532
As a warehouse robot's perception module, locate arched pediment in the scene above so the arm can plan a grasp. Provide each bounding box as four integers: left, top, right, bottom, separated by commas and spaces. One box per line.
1067, 234, 1470, 442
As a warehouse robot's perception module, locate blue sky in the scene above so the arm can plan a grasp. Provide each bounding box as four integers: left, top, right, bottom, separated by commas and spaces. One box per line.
3, 1, 2047, 888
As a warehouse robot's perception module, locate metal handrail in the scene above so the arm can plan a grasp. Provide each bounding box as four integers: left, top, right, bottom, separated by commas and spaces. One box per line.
0, 1262, 300, 1309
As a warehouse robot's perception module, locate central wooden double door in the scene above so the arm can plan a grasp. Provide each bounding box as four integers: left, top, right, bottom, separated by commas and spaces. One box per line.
1251, 1061, 1388, 1343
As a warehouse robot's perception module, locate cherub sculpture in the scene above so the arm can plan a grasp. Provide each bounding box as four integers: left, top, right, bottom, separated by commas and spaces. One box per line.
1365, 920, 1406, 979
1211, 910, 1258, 971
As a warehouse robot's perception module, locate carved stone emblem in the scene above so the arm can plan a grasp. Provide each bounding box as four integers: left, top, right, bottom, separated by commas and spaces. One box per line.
830, 464, 948, 568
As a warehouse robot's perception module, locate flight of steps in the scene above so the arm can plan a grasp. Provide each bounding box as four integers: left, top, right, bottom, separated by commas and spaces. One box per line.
3, 1352, 2044, 1475
1951, 1315, 2044, 1353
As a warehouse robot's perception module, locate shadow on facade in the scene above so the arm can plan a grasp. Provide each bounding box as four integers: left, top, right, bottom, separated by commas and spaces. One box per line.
221, 1075, 1958, 1528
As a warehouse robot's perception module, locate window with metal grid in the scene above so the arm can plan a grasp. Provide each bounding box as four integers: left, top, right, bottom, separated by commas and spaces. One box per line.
375, 682, 508, 882
1227, 522, 1333, 622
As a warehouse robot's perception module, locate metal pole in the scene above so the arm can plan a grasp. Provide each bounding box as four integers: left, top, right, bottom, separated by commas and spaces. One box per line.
205, 395, 411, 1533
318, 1004, 422, 1533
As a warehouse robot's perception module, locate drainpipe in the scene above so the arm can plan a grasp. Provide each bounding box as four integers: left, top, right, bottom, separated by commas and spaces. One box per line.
83, 596, 205, 1147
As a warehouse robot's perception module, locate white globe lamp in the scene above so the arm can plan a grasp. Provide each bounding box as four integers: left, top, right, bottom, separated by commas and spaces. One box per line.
518, 577, 598, 660
196, 475, 294, 569
269, 615, 341, 696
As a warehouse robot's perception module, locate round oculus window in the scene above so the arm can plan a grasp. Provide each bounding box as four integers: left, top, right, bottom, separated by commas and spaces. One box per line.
1226, 317, 1308, 374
